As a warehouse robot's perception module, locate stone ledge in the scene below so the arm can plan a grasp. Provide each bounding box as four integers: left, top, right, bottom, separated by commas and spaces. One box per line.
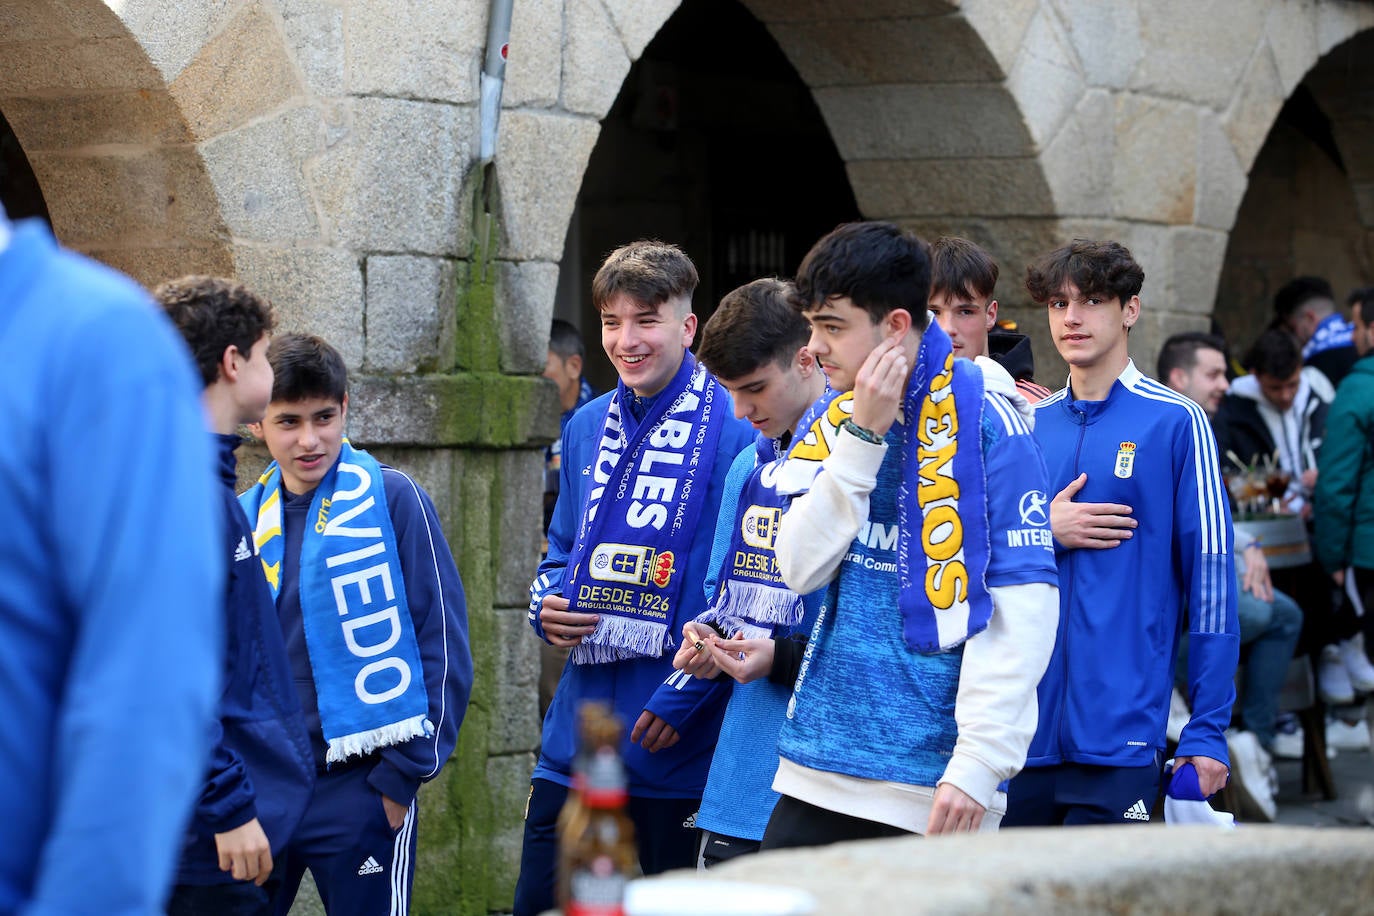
654, 825, 1374, 914
349, 372, 559, 448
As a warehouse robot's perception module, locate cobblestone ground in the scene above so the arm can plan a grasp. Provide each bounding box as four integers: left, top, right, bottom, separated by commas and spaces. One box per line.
1273, 738, 1374, 828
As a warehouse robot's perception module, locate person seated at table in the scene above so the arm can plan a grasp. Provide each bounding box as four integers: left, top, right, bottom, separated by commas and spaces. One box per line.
1212, 329, 1372, 708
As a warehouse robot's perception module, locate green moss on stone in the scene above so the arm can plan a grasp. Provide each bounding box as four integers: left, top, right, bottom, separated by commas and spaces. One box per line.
454, 176, 502, 374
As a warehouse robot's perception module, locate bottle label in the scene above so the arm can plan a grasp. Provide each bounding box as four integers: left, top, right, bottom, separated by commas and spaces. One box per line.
568, 858, 627, 916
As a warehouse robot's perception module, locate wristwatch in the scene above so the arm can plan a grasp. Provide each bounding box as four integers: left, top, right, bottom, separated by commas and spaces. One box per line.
840, 417, 883, 445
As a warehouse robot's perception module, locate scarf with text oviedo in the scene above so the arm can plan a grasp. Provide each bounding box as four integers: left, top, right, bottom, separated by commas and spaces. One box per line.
697, 389, 838, 639
241, 441, 431, 762
777, 320, 993, 652
564, 353, 726, 664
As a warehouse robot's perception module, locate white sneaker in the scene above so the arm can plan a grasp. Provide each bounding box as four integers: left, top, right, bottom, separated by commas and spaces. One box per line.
1319, 645, 1356, 705
1270, 726, 1305, 760
1227, 729, 1277, 821
1167, 686, 1190, 743
1327, 716, 1371, 751
1338, 635, 1374, 693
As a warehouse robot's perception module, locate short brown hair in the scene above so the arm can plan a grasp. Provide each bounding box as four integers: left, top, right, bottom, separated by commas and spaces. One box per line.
931, 237, 998, 301
591, 240, 698, 314
698, 278, 808, 381
155, 275, 275, 388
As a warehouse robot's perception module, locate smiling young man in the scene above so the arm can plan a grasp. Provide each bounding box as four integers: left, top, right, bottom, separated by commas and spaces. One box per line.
750, 221, 1060, 850
659, 277, 832, 866
240, 334, 472, 916
928, 236, 1051, 402
516, 242, 752, 915
1003, 239, 1239, 827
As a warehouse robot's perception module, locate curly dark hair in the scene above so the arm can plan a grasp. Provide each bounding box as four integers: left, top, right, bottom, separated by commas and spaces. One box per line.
1024, 239, 1144, 306
155, 275, 275, 388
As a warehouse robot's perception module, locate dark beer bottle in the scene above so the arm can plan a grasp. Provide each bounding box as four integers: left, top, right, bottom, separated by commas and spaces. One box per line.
557, 702, 639, 916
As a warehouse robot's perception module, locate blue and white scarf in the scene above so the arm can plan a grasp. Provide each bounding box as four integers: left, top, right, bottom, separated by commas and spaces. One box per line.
564, 354, 726, 664
1303, 312, 1355, 359
778, 321, 993, 652
240, 441, 432, 763
698, 390, 838, 639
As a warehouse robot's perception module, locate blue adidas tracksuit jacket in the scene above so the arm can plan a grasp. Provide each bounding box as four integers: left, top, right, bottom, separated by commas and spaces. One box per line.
530, 387, 754, 796
1028, 362, 1239, 769
175, 435, 315, 884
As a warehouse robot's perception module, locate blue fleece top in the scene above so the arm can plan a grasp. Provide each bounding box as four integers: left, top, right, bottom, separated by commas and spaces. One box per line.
777, 399, 1058, 787
274, 462, 473, 806
0, 219, 223, 915
695, 446, 825, 841
531, 384, 754, 797
175, 434, 315, 885
1028, 364, 1239, 768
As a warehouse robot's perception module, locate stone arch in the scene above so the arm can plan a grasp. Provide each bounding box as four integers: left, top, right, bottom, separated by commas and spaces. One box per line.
0, 0, 231, 283
495, 0, 1056, 370
1214, 20, 1374, 349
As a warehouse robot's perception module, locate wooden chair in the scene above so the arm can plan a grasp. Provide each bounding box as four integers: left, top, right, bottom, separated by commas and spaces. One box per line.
1278, 655, 1337, 800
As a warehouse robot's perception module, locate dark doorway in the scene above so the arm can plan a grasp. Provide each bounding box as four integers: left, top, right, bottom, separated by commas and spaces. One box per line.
1212, 32, 1374, 360
0, 109, 50, 223
556, 0, 860, 392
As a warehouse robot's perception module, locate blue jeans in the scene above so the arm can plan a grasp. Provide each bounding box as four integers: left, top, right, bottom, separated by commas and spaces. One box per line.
1177, 579, 1302, 750
1236, 586, 1303, 749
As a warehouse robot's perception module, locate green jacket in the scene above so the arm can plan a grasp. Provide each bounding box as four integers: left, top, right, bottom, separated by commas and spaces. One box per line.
1315, 355, 1374, 572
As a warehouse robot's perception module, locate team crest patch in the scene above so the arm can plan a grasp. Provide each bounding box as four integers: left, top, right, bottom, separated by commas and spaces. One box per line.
589, 544, 674, 588
1114, 441, 1136, 479
741, 505, 781, 549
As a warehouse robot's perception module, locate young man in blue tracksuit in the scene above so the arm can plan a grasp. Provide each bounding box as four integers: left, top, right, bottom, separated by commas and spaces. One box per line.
242, 334, 472, 915
158, 277, 315, 913
760, 222, 1062, 848
661, 278, 831, 866
0, 209, 223, 915
1003, 239, 1240, 826
516, 242, 753, 915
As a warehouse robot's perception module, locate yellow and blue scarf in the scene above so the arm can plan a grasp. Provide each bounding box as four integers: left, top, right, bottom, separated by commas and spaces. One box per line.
240, 441, 431, 763
564, 354, 727, 663
779, 321, 993, 652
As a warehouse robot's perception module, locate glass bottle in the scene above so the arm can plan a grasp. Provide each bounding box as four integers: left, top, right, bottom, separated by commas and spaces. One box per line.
558, 701, 639, 916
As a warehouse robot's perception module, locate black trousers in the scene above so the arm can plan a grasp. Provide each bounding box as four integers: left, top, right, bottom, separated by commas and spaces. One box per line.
759, 794, 909, 851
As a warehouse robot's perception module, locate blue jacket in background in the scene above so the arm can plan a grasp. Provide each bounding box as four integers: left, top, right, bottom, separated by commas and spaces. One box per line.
174, 434, 315, 885
0, 219, 223, 915
530, 386, 754, 797
269, 463, 473, 806
1030, 362, 1239, 769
